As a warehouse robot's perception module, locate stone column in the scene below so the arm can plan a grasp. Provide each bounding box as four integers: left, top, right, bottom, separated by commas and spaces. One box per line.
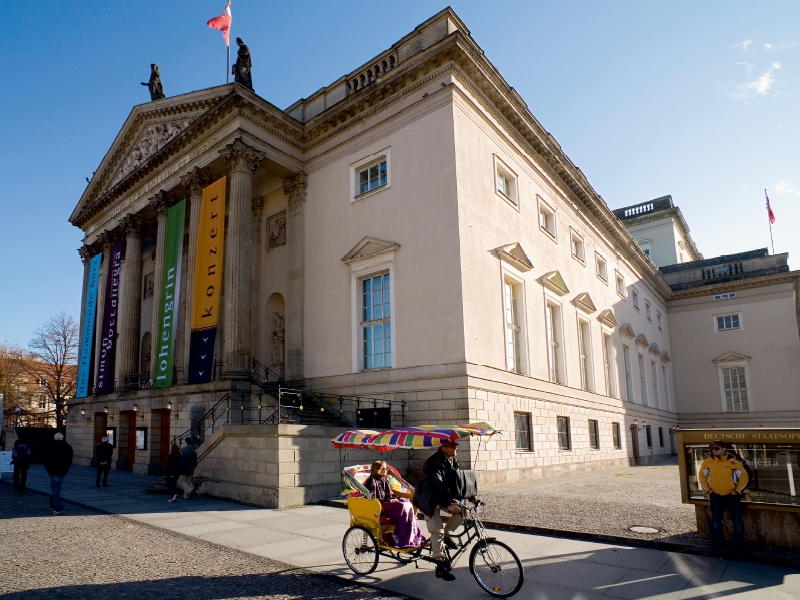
284, 172, 307, 382
77, 245, 93, 351
92, 232, 111, 392
219, 138, 266, 379
116, 214, 144, 384
250, 195, 265, 366
180, 168, 209, 384
149, 191, 172, 379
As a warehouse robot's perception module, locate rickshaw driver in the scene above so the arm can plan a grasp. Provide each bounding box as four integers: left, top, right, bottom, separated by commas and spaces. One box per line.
414, 440, 472, 582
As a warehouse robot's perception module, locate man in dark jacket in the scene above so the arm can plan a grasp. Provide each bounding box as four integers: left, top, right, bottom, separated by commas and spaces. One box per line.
95, 436, 114, 488
12, 439, 32, 493
178, 437, 198, 500
413, 441, 464, 581
43, 432, 73, 515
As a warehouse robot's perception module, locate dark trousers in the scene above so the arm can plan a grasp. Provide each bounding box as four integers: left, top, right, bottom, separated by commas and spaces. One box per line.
13, 466, 28, 491
166, 475, 179, 497
96, 464, 111, 486
709, 492, 745, 542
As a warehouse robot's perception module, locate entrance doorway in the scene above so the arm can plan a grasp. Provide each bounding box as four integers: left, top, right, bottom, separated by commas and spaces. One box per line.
117, 411, 137, 471
92, 413, 108, 467
629, 423, 640, 466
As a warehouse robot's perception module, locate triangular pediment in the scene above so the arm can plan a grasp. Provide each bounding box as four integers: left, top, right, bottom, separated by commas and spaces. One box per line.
495, 243, 533, 272
713, 352, 751, 364
342, 236, 401, 263
598, 309, 618, 328
541, 270, 569, 295
660, 351, 671, 363
573, 292, 597, 314
648, 343, 660, 355
618, 323, 635, 339
635, 333, 649, 348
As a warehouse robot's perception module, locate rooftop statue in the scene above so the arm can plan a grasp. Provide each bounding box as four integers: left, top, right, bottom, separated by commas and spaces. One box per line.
141, 64, 166, 101
232, 37, 254, 91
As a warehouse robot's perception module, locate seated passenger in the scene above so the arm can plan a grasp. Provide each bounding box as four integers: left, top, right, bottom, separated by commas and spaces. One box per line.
363, 460, 427, 548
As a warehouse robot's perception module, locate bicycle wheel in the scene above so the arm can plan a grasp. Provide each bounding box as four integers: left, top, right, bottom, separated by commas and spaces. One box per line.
469, 539, 524, 597
342, 526, 380, 574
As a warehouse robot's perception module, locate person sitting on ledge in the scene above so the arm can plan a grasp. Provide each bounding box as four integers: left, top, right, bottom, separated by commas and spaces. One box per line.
363, 460, 427, 549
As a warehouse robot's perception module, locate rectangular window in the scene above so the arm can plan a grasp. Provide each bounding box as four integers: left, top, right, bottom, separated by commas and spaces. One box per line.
494, 157, 517, 206
578, 319, 592, 391
657, 312, 663, 331
615, 272, 625, 297
623, 345, 634, 402
612, 422, 621, 449
497, 172, 512, 197
714, 292, 737, 301
358, 159, 388, 195
632, 290, 640, 311
716, 314, 741, 331
602, 333, 615, 397
588, 419, 600, 449
539, 199, 556, 238
570, 231, 585, 262
651, 360, 659, 408
557, 416, 571, 450
639, 353, 648, 406
546, 303, 561, 384
596, 254, 608, 282
645, 301, 652, 321
723, 367, 749, 411
514, 412, 533, 451
645, 424, 653, 448
504, 280, 522, 373
362, 273, 391, 369
658, 426, 664, 448
662, 365, 669, 410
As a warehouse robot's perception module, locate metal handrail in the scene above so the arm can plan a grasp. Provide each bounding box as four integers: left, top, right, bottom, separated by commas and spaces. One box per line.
170, 392, 231, 448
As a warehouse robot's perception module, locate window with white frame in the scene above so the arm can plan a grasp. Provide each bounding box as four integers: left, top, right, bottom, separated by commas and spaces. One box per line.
645, 301, 652, 321
612, 422, 622, 449
657, 312, 663, 331
588, 419, 600, 449
722, 367, 749, 411
578, 319, 593, 391
661, 365, 669, 410
570, 230, 585, 263
596, 254, 608, 282
357, 157, 388, 196
514, 412, 533, 451
632, 289, 640, 311
504, 279, 523, 373
557, 416, 571, 450
538, 198, 556, 238
715, 313, 741, 331
651, 359, 659, 409
622, 345, 634, 402
616, 272, 626, 297
638, 352, 648, 406
545, 302, 562, 384
602, 333, 615, 397
494, 157, 518, 206
361, 273, 391, 369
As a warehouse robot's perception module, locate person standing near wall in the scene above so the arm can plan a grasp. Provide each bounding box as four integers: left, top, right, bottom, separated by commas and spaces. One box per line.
95, 436, 114, 488
165, 444, 183, 502
699, 440, 749, 545
43, 432, 73, 515
177, 437, 198, 500
11, 439, 32, 493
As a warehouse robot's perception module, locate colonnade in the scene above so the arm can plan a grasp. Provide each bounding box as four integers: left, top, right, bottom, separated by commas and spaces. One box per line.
77, 138, 307, 393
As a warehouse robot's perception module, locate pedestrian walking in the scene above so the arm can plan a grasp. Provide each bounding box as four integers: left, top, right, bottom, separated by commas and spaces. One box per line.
699, 440, 749, 545
165, 444, 183, 502
43, 432, 73, 515
95, 436, 114, 488
11, 439, 32, 493
177, 437, 198, 500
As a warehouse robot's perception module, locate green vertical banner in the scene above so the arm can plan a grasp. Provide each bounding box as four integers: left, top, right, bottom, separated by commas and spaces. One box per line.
154, 199, 186, 388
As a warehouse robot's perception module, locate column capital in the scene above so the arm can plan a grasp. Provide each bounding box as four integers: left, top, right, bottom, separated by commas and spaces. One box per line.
121, 214, 144, 239
283, 172, 308, 206
149, 189, 174, 219
78, 245, 93, 264
180, 166, 211, 198
97, 230, 113, 252
220, 138, 266, 176
252, 195, 265, 221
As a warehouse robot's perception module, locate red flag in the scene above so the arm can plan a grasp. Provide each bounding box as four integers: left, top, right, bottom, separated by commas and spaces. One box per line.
766, 190, 776, 224
207, 2, 232, 46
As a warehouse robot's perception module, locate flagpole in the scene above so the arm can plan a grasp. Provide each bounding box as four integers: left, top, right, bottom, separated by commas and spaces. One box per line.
227, 44, 230, 83
766, 188, 775, 255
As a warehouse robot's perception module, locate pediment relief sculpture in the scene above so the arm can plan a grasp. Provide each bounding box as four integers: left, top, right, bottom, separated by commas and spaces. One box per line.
112, 119, 192, 186
597, 309, 618, 328
648, 343, 660, 356
541, 270, 569, 296
618, 323, 635, 339
573, 292, 597, 314
342, 236, 401, 264
713, 351, 751, 365
635, 333, 649, 348
495, 243, 533, 272
660, 351, 671, 363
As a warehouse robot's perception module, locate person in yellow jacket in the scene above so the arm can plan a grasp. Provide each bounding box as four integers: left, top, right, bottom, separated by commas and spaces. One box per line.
698, 440, 749, 543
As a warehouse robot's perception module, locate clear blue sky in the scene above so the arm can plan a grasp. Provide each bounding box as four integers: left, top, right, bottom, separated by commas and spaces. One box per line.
1, 1, 797, 347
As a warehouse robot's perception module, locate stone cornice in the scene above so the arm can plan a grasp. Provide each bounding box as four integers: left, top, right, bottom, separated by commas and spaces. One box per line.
668, 270, 800, 301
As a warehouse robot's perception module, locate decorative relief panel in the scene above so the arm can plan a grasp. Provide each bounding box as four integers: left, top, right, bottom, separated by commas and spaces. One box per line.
267, 211, 286, 249
112, 120, 191, 185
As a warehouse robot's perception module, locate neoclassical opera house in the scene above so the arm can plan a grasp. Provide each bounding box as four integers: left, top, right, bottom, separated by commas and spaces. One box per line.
68, 9, 800, 507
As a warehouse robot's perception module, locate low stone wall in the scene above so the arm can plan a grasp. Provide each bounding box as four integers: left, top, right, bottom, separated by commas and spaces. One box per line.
696, 504, 800, 548
195, 423, 409, 508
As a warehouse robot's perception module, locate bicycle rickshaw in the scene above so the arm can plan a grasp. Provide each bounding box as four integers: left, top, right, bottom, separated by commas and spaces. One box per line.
332, 423, 524, 597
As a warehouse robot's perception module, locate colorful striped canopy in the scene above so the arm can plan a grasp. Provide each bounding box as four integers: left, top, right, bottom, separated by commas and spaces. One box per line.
332, 422, 500, 452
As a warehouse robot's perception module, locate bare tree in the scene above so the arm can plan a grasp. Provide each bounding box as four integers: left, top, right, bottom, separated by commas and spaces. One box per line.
0, 342, 36, 424
27, 312, 79, 429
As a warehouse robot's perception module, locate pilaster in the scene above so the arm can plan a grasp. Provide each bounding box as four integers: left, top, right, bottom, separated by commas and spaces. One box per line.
117, 214, 144, 384
250, 195, 265, 367
284, 172, 307, 382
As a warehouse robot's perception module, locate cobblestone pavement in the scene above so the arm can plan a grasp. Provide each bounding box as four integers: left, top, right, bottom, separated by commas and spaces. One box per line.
0, 485, 414, 600
479, 461, 698, 542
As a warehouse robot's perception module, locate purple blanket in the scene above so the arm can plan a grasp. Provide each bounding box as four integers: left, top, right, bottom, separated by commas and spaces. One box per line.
381, 499, 427, 548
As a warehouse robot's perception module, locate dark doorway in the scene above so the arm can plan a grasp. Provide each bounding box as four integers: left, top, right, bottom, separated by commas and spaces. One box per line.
630, 424, 640, 466
117, 412, 136, 471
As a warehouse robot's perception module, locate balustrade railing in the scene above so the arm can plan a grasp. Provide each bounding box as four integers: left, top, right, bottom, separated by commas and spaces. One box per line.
701, 262, 744, 280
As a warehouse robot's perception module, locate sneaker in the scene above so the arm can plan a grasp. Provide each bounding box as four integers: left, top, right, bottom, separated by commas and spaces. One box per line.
435, 563, 455, 581
51, 510, 63, 516
443, 537, 459, 550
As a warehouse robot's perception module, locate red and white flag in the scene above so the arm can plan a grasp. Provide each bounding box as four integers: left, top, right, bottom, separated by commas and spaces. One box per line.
766, 190, 776, 224
207, 2, 232, 46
